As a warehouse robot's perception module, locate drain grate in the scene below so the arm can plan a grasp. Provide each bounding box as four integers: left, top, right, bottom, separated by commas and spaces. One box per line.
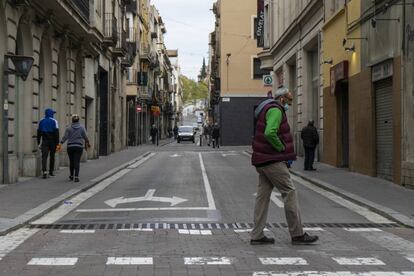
29, 222, 400, 230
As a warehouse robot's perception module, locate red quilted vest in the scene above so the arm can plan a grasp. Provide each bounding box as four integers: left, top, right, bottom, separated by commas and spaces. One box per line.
251, 102, 296, 166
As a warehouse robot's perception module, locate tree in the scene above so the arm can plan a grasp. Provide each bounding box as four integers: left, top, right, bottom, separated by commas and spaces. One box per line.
181, 75, 208, 104
198, 57, 207, 82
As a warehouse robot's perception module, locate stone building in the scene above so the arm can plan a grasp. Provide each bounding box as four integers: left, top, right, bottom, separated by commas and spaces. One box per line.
258, 0, 324, 157
0, 0, 131, 183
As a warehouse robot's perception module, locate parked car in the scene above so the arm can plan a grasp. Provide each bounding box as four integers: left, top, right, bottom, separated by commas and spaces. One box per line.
177, 126, 196, 143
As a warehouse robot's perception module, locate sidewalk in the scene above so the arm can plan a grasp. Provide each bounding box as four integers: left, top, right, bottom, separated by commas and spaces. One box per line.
0, 139, 173, 235
290, 157, 414, 228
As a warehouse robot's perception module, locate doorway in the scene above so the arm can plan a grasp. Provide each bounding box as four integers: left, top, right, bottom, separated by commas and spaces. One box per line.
98, 68, 109, 156
337, 81, 349, 168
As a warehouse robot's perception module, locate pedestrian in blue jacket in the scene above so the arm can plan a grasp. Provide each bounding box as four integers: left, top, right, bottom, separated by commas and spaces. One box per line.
37, 108, 59, 179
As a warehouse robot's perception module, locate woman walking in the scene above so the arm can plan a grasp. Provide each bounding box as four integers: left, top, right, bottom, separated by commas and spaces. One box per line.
58, 114, 90, 182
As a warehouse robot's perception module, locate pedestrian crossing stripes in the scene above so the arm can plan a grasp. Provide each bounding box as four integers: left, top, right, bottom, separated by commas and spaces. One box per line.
332, 257, 385, 266
252, 272, 414, 276
30, 222, 400, 230
24, 255, 413, 267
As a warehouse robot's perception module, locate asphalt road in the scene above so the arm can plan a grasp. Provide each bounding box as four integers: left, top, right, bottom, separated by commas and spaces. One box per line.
0, 142, 413, 275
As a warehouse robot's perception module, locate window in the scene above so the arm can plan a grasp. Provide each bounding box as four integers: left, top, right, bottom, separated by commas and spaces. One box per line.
252, 58, 269, 79
253, 16, 258, 39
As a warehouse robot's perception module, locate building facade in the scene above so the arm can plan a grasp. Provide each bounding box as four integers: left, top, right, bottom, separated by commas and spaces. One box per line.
0, 0, 133, 183
209, 0, 269, 146
258, 0, 324, 157
259, 0, 414, 188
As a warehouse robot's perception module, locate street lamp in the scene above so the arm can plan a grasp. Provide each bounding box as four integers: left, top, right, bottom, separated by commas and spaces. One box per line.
3, 54, 34, 183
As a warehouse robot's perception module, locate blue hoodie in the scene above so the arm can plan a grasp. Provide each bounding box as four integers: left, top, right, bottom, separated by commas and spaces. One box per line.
37, 108, 59, 145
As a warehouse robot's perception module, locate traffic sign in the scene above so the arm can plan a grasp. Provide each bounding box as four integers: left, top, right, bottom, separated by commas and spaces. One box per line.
263, 74, 273, 87
136, 105, 142, 113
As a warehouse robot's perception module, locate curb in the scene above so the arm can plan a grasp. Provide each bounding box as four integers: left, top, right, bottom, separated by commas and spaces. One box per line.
243, 151, 414, 229
291, 170, 414, 229
0, 151, 152, 236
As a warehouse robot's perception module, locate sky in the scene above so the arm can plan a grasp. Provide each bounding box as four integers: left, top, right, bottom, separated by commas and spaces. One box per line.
151, 0, 216, 80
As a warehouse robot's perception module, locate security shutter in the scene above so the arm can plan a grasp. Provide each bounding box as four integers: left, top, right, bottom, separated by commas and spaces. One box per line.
375, 78, 393, 181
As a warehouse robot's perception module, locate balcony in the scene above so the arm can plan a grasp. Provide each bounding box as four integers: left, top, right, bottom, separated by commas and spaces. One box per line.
104, 13, 117, 46
127, 27, 137, 55
114, 29, 127, 57
126, 68, 138, 85
140, 45, 151, 62
68, 0, 90, 23
126, 0, 137, 14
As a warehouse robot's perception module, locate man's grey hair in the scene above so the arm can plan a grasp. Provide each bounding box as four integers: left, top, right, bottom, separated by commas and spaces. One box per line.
274, 86, 289, 99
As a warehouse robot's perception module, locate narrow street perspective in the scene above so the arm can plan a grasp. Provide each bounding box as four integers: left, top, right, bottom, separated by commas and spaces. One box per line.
0, 1, 414, 276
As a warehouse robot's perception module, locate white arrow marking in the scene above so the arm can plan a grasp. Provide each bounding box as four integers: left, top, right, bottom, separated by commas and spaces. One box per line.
253, 192, 284, 208
169, 154, 182, 158
105, 189, 188, 208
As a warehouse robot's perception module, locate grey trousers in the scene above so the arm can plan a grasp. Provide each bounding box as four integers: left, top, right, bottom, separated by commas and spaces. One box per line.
251, 162, 304, 240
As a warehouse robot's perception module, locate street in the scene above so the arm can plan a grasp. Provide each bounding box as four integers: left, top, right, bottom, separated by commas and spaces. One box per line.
0, 142, 413, 276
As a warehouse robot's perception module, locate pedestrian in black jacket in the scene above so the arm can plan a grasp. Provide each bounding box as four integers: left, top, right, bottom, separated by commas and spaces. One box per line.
212, 123, 220, 149
150, 124, 158, 146
301, 120, 319, 171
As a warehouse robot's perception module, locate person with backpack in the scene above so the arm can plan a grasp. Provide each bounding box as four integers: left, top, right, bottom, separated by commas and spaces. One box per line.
37, 108, 60, 179
58, 114, 90, 182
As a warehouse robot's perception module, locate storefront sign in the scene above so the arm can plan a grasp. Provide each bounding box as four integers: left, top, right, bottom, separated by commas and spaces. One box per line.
151, 105, 160, 116
256, 0, 265, 48
372, 59, 393, 82
330, 61, 349, 95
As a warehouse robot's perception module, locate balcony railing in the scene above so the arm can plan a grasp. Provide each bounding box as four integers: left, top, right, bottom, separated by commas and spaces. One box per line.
114, 29, 127, 56
126, 68, 138, 85
140, 45, 151, 62
104, 13, 117, 45
126, 0, 137, 14
68, 0, 90, 23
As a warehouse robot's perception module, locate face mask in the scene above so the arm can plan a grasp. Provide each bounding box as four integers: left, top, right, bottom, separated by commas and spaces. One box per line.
284, 103, 289, 111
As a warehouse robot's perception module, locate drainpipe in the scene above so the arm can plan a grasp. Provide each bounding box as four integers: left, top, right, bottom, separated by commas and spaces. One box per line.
401, 0, 406, 183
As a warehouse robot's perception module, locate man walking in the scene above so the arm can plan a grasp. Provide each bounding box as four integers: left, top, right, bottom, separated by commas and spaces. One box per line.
212, 123, 220, 149
37, 108, 59, 179
301, 120, 319, 171
150, 124, 158, 146
251, 86, 318, 245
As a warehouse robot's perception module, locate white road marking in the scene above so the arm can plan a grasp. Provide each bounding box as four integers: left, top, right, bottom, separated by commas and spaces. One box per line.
291, 175, 392, 223
343, 228, 382, 232
106, 257, 153, 265
259, 257, 308, 265
117, 228, 153, 232
303, 227, 325, 231
32, 153, 155, 224
332, 257, 386, 265
105, 189, 188, 207
252, 272, 414, 276
59, 230, 95, 234
406, 257, 414, 263
234, 228, 270, 233
76, 206, 211, 212
178, 229, 212, 235
184, 257, 232, 265
253, 192, 284, 208
0, 228, 40, 261
222, 153, 239, 157
199, 153, 217, 210
169, 154, 182, 158
27, 258, 78, 266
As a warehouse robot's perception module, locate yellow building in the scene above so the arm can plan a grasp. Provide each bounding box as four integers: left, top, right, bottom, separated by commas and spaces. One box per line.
210, 0, 269, 146
322, 0, 403, 184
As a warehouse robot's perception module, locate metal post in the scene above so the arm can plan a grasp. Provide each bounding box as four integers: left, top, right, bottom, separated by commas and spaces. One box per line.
3, 56, 9, 184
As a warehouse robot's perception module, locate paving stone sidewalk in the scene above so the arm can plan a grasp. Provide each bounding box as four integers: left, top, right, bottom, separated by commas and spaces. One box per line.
0, 139, 174, 235
290, 157, 414, 228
